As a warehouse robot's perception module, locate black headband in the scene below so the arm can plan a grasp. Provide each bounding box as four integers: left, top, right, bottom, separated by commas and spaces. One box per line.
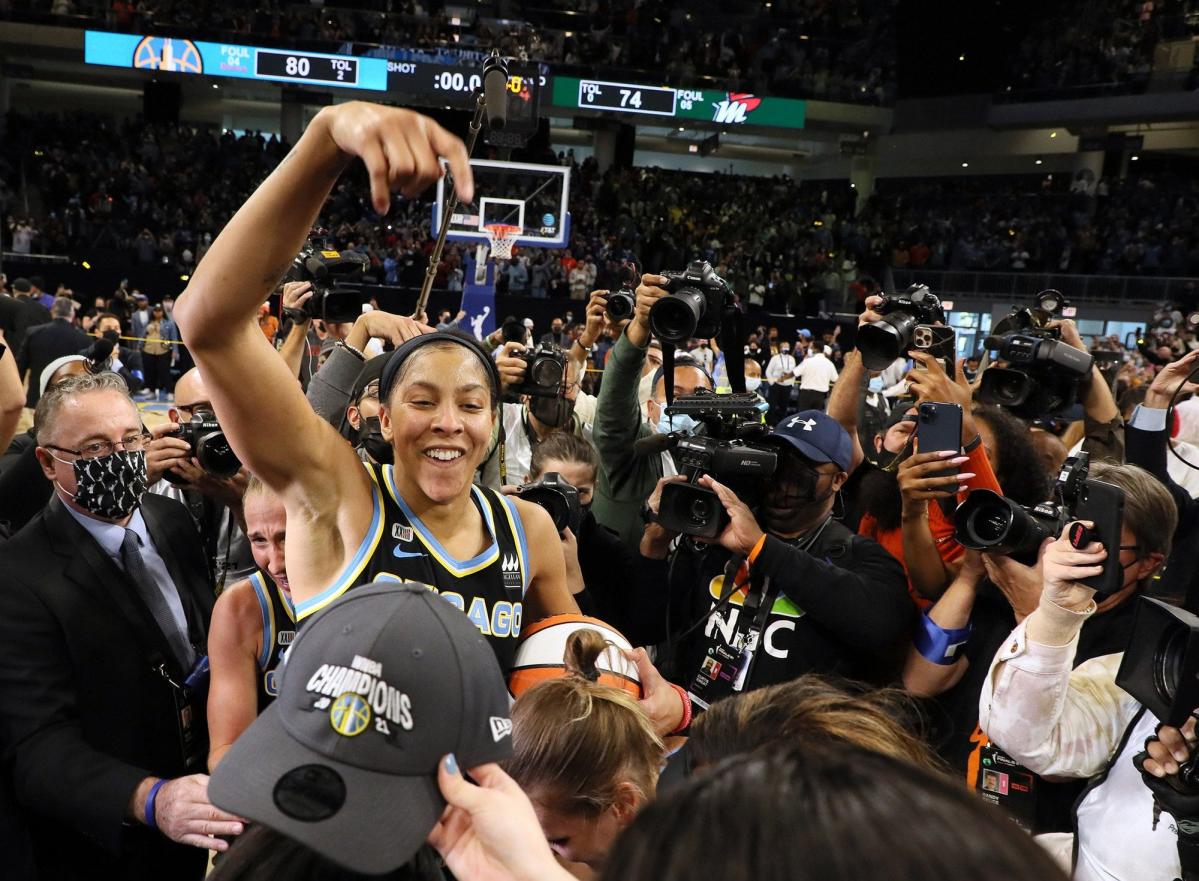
377, 331, 501, 407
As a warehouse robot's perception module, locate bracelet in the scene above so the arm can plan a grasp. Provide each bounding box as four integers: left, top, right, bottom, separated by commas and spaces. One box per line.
913, 612, 973, 665
747, 533, 768, 565
667, 683, 693, 735
962, 433, 982, 453
337, 341, 366, 362
144, 778, 168, 830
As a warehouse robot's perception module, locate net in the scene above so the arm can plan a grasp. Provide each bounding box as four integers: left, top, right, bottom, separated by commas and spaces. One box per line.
483, 224, 521, 260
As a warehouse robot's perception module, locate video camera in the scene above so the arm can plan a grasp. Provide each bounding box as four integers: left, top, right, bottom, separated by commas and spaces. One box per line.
954, 451, 1126, 593
164, 414, 242, 484
856, 284, 946, 369
516, 472, 583, 534
655, 391, 777, 539
285, 234, 370, 324
976, 297, 1093, 418
649, 260, 734, 345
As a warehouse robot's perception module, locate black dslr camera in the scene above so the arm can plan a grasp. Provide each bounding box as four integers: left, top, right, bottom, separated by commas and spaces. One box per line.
516, 472, 583, 533
656, 391, 777, 539
512, 344, 567, 399
605, 285, 636, 322
649, 260, 734, 344
165, 415, 242, 484
856, 284, 946, 369
285, 234, 370, 324
954, 451, 1125, 594
1117, 598, 1199, 742
977, 299, 1093, 418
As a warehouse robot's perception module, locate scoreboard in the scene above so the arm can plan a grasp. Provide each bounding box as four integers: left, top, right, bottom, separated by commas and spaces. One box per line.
84, 31, 388, 91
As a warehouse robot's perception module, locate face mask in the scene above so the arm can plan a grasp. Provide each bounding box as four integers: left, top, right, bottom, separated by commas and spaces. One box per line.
62, 450, 148, 520
745, 377, 762, 392
102, 329, 120, 344
637, 370, 656, 404
780, 347, 790, 355
868, 375, 884, 393
530, 395, 575, 429
657, 410, 700, 436
358, 416, 394, 465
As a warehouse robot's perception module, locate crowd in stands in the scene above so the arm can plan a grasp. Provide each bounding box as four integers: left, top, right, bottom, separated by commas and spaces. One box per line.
5, 0, 897, 104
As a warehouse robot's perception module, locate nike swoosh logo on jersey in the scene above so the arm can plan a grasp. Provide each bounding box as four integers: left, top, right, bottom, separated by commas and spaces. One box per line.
392, 547, 425, 559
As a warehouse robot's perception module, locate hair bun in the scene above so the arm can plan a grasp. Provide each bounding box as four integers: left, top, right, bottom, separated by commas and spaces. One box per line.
563, 628, 611, 683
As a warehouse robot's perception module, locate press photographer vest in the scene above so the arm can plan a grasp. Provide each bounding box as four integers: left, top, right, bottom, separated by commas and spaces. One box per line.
295, 463, 529, 671
248, 571, 295, 710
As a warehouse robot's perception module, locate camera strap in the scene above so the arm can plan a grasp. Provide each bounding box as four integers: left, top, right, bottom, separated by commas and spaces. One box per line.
662, 342, 676, 406
719, 306, 747, 394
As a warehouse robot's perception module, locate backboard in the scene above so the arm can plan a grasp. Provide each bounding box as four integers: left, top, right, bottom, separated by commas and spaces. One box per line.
432, 158, 570, 250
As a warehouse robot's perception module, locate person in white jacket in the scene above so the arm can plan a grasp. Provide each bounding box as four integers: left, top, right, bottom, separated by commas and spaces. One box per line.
763, 342, 798, 425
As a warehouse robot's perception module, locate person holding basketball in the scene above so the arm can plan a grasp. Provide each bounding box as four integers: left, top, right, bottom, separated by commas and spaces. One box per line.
173, 101, 576, 669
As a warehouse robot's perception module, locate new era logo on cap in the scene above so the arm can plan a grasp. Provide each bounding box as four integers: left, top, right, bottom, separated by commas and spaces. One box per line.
490, 716, 513, 742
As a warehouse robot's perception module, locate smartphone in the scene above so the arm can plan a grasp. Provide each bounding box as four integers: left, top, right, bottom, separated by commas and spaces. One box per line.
1073, 479, 1126, 595
913, 324, 956, 376
917, 402, 963, 480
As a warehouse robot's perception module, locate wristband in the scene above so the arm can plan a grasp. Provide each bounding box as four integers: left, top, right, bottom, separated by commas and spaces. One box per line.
337, 341, 366, 362
144, 778, 168, 830
913, 612, 972, 665
668, 683, 693, 735
962, 433, 982, 453
640, 502, 659, 525
282, 306, 310, 324
747, 533, 768, 565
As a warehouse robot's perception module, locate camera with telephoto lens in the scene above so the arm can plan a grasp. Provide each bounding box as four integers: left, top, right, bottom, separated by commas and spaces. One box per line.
164, 415, 242, 484
605, 286, 636, 322
516, 472, 582, 534
512, 344, 567, 399
285, 234, 370, 325
856, 284, 946, 369
656, 390, 777, 539
977, 302, 1093, 419
649, 260, 734, 344
954, 451, 1108, 565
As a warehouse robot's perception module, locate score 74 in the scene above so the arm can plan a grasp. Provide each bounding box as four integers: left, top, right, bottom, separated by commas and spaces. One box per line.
580, 81, 642, 108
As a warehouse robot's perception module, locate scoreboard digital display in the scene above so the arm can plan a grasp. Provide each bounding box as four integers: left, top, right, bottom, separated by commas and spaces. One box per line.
551, 76, 806, 130
84, 31, 388, 91
387, 60, 543, 131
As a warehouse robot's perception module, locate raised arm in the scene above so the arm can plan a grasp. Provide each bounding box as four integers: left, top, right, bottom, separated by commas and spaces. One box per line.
173, 103, 472, 501
0, 334, 24, 453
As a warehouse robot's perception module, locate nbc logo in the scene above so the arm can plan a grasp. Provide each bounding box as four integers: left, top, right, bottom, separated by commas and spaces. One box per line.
711, 92, 762, 125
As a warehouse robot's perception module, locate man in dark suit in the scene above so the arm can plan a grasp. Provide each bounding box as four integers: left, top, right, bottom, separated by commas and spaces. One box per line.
18, 295, 90, 407
0, 277, 52, 357
0, 372, 244, 880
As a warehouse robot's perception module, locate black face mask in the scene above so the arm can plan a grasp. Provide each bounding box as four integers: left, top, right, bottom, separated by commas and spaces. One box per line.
358, 415, 394, 465
102, 329, 120, 343
529, 395, 575, 429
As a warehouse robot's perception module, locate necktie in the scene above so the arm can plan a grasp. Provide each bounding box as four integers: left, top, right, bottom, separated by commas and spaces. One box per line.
121, 528, 195, 669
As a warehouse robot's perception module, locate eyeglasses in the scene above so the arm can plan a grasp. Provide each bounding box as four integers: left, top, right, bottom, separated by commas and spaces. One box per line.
45, 431, 152, 461
357, 381, 380, 404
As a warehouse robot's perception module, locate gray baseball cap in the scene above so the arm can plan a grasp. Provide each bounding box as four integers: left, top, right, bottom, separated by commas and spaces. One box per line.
210, 582, 513, 874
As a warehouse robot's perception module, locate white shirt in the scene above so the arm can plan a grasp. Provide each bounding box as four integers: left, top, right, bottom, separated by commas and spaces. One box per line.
980, 615, 1180, 881
62, 501, 191, 643
793, 352, 839, 392
765, 352, 797, 385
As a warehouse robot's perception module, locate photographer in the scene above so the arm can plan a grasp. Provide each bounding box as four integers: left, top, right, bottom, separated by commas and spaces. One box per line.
978, 492, 1179, 881
830, 297, 1005, 603
1124, 349, 1199, 609
478, 338, 595, 488
592, 274, 714, 548
517, 432, 667, 646
145, 368, 256, 588
85, 312, 146, 396
638, 411, 912, 697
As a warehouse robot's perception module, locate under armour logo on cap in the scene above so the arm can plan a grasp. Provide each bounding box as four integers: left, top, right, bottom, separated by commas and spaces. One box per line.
783, 415, 817, 432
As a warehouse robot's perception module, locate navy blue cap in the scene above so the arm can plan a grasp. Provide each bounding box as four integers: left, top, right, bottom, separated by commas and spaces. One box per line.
771, 410, 853, 472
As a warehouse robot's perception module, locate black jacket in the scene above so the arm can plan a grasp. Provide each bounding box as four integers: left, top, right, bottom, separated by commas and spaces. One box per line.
575, 510, 670, 647
0, 495, 215, 880
642, 518, 914, 690
19, 318, 90, 406
0, 295, 51, 359
1125, 422, 1199, 609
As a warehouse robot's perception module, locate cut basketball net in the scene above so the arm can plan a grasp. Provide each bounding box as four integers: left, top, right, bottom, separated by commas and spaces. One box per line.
483, 223, 521, 261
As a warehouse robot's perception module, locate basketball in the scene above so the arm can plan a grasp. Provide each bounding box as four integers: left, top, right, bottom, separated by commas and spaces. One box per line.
508, 614, 643, 699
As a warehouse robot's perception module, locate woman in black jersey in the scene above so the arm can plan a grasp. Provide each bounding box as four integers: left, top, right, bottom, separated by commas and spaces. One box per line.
174, 102, 576, 670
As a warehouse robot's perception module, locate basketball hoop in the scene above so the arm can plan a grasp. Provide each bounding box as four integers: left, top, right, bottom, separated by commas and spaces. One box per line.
483, 224, 521, 261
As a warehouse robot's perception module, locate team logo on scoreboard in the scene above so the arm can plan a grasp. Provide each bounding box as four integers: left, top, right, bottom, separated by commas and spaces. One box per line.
711, 92, 762, 125
133, 36, 203, 74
